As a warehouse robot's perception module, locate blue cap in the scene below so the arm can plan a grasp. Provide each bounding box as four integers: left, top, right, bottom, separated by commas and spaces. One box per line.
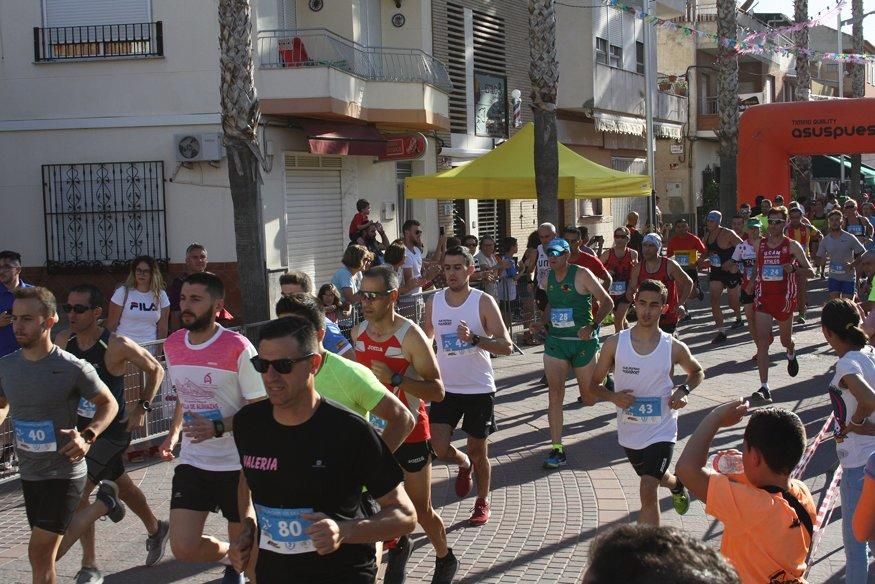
642, 233, 662, 250
545, 238, 570, 254
706, 210, 722, 222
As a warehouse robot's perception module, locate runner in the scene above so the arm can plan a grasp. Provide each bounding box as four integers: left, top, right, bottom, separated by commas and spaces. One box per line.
701, 211, 743, 342
749, 207, 814, 406
423, 246, 513, 526
627, 234, 693, 336
586, 280, 703, 525
534, 238, 612, 469
353, 266, 458, 583
54, 284, 170, 583
666, 218, 706, 312
785, 206, 821, 323
730, 219, 764, 361
228, 315, 417, 583
0, 287, 126, 584
817, 209, 865, 300
600, 227, 637, 333
159, 272, 266, 584
842, 199, 874, 248
280, 271, 355, 360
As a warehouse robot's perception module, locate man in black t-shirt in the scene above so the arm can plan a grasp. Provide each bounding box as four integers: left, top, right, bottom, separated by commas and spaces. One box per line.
230, 315, 416, 583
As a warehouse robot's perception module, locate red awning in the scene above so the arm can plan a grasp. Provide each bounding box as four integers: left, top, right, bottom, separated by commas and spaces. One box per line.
302, 121, 386, 157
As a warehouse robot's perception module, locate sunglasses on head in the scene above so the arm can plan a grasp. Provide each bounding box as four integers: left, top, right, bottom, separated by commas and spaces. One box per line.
250, 354, 315, 374
61, 304, 94, 314
768, 219, 785, 225
359, 289, 395, 300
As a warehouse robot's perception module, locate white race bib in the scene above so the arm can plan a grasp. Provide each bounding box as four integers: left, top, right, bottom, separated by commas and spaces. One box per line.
14, 420, 57, 453
550, 308, 575, 328
622, 397, 663, 425
255, 505, 316, 555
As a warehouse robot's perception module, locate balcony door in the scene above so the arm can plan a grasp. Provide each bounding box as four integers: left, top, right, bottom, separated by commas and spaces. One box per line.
278, 0, 296, 30
43, 0, 151, 27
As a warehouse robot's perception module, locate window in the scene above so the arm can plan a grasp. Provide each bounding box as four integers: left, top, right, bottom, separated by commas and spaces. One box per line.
42, 161, 168, 271
578, 199, 603, 217
636, 41, 644, 74
609, 45, 622, 68
596, 38, 608, 65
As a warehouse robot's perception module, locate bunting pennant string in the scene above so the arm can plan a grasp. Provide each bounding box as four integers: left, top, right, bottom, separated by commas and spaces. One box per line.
605, 0, 875, 65
740, 0, 844, 46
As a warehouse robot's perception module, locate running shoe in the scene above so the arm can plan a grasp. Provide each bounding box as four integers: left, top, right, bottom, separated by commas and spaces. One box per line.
731, 318, 744, 329
432, 549, 460, 584
384, 534, 413, 584
671, 487, 690, 516
469, 498, 490, 526
455, 462, 473, 498
795, 314, 806, 325
543, 448, 567, 470
221, 565, 245, 584
145, 519, 170, 566
748, 390, 773, 406
95, 480, 126, 523
711, 331, 727, 344
75, 567, 104, 584
787, 354, 799, 377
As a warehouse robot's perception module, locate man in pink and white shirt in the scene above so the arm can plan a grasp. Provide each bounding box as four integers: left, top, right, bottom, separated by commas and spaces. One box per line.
159, 272, 265, 584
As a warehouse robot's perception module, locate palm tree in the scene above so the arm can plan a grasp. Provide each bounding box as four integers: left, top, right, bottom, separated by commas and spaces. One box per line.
715, 0, 739, 219
792, 0, 812, 200
849, 0, 864, 197
529, 0, 559, 225
218, 0, 269, 322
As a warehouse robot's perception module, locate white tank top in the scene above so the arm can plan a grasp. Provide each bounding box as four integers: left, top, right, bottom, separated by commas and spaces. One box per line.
431, 288, 495, 395
614, 328, 678, 450
536, 245, 550, 290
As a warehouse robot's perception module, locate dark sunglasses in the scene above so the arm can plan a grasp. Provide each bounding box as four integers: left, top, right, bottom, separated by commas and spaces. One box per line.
844, 206, 856, 210
61, 304, 94, 314
767, 219, 785, 225
250, 354, 315, 374
546, 249, 566, 257
359, 289, 396, 300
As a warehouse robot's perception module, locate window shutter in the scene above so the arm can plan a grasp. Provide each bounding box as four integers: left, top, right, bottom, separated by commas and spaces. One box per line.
43, 0, 151, 27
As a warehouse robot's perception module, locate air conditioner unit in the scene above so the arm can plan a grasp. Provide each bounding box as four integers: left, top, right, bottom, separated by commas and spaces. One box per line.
174, 133, 226, 162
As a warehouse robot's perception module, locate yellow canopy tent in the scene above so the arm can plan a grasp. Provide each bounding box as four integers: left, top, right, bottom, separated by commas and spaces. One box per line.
404, 122, 651, 200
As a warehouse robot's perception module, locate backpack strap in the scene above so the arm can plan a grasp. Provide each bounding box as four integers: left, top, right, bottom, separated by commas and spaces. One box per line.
761, 485, 814, 538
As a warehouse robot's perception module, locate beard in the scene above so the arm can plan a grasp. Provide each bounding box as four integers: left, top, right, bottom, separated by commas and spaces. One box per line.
181, 309, 214, 332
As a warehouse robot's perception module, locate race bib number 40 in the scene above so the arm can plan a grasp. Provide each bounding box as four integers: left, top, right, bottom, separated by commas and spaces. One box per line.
14, 420, 57, 452
550, 308, 575, 328
762, 264, 784, 281
440, 333, 474, 357
255, 505, 316, 555
623, 397, 663, 425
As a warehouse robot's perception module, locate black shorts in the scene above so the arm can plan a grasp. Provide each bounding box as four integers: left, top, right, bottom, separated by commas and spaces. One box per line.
256, 555, 376, 584
709, 268, 741, 289
683, 268, 699, 285
170, 464, 241, 522
394, 441, 435, 473
429, 392, 496, 439
22, 476, 86, 534
85, 431, 131, 483
659, 320, 677, 334
741, 289, 755, 305
535, 288, 548, 312
624, 441, 675, 480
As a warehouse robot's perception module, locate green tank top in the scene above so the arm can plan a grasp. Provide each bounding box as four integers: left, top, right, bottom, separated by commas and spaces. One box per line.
810, 215, 827, 233
546, 264, 594, 338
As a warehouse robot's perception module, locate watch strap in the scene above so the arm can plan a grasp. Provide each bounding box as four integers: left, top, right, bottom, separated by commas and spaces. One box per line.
213, 419, 225, 438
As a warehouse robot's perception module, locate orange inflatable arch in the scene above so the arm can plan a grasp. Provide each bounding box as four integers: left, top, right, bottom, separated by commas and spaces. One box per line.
737, 97, 875, 206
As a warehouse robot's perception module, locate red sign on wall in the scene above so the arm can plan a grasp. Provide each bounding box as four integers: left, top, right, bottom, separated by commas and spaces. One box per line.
379, 133, 427, 161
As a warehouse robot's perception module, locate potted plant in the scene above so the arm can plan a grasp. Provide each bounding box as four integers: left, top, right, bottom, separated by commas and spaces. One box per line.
674, 79, 688, 96
658, 79, 672, 92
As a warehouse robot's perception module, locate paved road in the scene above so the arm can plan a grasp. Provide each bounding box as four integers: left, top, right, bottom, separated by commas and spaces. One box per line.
0, 280, 861, 583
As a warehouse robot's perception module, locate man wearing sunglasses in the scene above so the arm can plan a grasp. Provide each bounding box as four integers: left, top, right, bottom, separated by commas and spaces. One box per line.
230, 315, 416, 582
785, 206, 821, 324
600, 227, 636, 333
842, 199, 874, 248
0, 250, 32, 359
352, 266, 458, 583
423, 246, 513, 526
533, 238, 613, 470
160, 272, 266, 584
54, 284, 169, 582
749, 207, 813, 406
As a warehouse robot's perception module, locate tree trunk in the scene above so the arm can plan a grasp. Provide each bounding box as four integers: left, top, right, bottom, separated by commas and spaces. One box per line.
218, 0, 269, 323
716, 0, 738, 219
792, 0, 812, 201
529, 0, 559, 226
849, 0, 864, 198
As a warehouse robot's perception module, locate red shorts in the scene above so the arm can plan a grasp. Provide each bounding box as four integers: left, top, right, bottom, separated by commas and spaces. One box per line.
755, 294, 796, 322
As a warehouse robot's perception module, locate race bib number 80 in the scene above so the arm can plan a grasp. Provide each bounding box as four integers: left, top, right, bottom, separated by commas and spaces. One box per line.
255, 505, 316, 555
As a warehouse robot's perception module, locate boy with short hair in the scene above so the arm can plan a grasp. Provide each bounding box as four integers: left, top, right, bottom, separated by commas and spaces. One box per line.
349, 198, 372, 242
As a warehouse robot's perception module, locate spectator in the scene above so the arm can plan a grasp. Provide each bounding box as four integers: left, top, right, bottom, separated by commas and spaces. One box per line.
399, 219, 431, 322
820, 299, 875, 583
461, 235, 479, 261
583, 524, 740, 584
518, 230, 541, 342
474, 236, 502, 298
331, 245, 371, 323
317, 283, 343, 323
577, 225, 597, 256
167, 243, 218, 331
627, 212, 644, 254
353, 220, 387, 266
676, 401, 815, 583
348, 198, 372, 242
277, 273, 355, 361
279, 270, 314, 297
384, 242, 408, 287
0, 250, 31, 358
106, 255, 170, 347
498, 237, 519, 307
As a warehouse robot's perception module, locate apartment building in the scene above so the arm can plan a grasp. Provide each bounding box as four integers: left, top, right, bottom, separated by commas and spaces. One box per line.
0, 0, 451, 307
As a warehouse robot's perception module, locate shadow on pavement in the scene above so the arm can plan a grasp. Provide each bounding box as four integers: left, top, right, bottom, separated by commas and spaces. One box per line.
106, 561, 224, 583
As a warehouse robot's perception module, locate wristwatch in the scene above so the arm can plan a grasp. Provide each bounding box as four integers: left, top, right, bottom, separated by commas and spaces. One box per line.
677, 384, 691, 395
81, 428, 97, 445
137, 399, 153, 412
213, 420, 225, 438
470, 334, 482, 347
390, 372, 404, 388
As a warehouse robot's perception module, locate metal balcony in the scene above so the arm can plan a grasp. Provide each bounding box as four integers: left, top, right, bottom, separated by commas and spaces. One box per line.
33, 22, 163, 62
257, 29, 453, 93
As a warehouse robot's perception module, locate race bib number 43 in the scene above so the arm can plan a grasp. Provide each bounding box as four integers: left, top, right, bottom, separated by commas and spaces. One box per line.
255, 505, 316, 555
440, 333, 474, 356
623, 397, 662, 425
14, 420, 57, 452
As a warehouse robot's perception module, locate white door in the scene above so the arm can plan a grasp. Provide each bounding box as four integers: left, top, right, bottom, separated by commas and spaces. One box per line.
284, 159, 343, 287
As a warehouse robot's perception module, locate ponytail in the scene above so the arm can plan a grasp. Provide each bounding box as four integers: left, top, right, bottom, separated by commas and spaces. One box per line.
822, 299, 868, 348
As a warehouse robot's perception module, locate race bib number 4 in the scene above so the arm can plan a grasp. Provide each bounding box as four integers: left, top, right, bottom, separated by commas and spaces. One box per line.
440, 333, 474, 356
77, 397, 97, 419
709, 254, 721, 268
610, 281, 627, 296
623, 397, 663, 425
255, 505, 316, 555
14, 420, 57, 453
762, 264, 784, 281
550, 308, 575, 328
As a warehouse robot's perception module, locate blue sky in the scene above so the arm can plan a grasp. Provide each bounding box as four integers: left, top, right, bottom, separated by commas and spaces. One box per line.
750, 0, 875, 48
